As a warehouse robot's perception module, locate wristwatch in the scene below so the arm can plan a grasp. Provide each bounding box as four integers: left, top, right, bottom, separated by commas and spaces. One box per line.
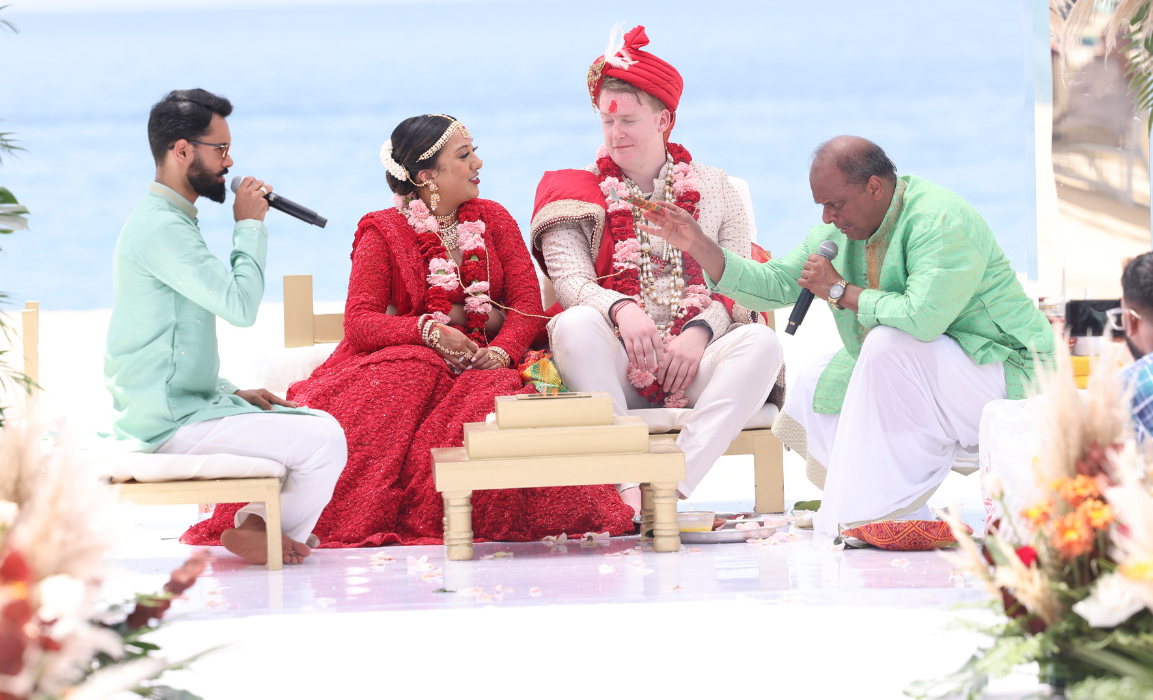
828, 280, 847, 310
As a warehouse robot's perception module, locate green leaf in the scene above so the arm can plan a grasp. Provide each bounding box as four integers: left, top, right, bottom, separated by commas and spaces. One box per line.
1068, 676, 1153, 700
983, 535, 1013, 568
0, 187, 18, 205
793, 499, 821, 511
1071, 643, 1153, 685
142, 686, 204, 700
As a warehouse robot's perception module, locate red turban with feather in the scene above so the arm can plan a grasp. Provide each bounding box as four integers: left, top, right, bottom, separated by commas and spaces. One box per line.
586, 25, 683, 116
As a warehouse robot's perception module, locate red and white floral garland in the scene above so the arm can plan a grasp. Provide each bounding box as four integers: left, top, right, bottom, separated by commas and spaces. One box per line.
392, 193, 492, 346
594, 143, 718, 407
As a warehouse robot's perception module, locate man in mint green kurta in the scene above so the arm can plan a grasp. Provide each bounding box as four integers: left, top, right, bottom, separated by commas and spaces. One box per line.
635, 136, 1054, 543
105, 181, 296, 449
104, 89, 343, 566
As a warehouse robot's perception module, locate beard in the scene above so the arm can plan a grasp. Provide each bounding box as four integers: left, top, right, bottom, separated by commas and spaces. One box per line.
1126, 335, 1145, 360
187, 153, 228, 203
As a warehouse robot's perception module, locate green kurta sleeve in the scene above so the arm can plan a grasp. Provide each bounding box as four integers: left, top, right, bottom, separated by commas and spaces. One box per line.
130, 217, 268, 328
705, 240, 809, 311
856, 225, 987, 341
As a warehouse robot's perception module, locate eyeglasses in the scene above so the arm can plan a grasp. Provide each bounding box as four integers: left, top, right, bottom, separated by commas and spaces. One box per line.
1106, 306, 1142, 331
187, 141, 230, 159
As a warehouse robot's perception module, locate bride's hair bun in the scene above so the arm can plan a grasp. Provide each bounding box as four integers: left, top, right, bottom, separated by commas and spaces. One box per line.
384, 114, 456, 196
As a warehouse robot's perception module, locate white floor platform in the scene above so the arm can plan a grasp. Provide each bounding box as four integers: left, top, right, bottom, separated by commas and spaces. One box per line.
101, 460, 1048, 699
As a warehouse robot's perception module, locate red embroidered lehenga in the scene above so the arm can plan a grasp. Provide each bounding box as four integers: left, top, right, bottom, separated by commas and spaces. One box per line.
181, 198, 635, 547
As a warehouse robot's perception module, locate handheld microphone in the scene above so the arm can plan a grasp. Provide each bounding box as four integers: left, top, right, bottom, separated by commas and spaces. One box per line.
230, 176, 328, 228
785, 239, 839, 336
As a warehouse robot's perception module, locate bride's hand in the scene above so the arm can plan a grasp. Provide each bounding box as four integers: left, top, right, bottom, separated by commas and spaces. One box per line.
469, 347, 505, 371
433, 324, 479, 371
637, 201, 706, 255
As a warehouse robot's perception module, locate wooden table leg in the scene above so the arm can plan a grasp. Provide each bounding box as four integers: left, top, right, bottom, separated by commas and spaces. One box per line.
640, 483, 655, 540
650, 481, 680, 553
443, 490, 474, 561
263, 488, 284, 571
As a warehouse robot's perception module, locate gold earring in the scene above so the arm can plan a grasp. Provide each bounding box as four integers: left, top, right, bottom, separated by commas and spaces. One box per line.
428, 181, 439, 209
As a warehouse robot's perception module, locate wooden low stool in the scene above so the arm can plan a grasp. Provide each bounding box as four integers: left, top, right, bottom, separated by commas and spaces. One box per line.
19, 301, 288, 571
92, 452, 289, 571
432, 393, 687, 560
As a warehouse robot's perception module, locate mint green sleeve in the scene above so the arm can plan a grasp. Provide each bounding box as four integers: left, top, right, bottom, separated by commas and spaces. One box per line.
217, 377, 240, 395
703, 240, 809, 311
856, 226, 986, 341
133, 218, 269, 328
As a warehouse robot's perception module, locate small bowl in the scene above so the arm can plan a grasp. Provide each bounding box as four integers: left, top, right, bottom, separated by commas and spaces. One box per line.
677, 511, 716, 533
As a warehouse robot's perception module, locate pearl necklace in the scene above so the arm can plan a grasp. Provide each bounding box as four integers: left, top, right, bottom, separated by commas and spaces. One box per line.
625, 151, 685, 334
435, 210, 459, 251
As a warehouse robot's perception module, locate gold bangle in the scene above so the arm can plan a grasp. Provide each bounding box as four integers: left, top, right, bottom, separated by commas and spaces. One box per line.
487, 346, 511, 368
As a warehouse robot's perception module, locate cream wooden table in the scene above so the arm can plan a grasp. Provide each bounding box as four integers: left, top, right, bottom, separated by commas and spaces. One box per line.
431, 393, 687, 560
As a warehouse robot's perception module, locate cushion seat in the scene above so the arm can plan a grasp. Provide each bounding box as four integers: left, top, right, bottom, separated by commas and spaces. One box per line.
629, 402, 779, 434
89, 452, 286, 484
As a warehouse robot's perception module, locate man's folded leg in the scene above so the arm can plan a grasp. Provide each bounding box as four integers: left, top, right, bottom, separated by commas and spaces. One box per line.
553, 306, 785, 499
812, 326, 1006, 543
677, 323, 783, 495
157, 411, 347, 557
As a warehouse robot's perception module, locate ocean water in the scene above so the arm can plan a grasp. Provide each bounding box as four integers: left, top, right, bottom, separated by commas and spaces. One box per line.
1, 0, 1031, 310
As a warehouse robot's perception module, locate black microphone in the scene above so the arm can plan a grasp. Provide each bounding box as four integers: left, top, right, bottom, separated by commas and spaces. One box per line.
785, 239, 839, 336
230, 176, 327, 228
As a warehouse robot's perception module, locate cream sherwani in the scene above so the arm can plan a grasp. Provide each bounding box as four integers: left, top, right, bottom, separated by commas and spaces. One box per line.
534, 159, 784, 495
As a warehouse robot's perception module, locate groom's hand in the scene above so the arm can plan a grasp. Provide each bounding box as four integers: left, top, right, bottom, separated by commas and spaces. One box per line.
657, 324, 709, 393
615, 302, 663, 372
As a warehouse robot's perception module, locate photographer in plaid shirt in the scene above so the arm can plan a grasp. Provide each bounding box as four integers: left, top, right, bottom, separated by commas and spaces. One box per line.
1116, 252, 1153, 440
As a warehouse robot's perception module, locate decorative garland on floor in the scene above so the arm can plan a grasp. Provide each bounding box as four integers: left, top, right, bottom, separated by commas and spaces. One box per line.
594, 142, 717, 407
393, 194, 491, 346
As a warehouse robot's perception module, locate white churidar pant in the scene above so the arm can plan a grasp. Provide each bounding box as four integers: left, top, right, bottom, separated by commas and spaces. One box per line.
783, 326, 1006, 543
157, 411, 347, 543
550, 306, 783, 495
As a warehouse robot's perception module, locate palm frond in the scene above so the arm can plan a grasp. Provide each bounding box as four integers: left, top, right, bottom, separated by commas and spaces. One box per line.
1052, 1, 1153, 129
0, 130, 25, 165
0, 5, 16, 34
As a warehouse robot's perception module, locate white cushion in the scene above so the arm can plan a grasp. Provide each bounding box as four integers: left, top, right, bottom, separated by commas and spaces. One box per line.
727, 176, 758, 240
88, 451, 286, 484
629, 402, 779, 434
254, 343, 339, 397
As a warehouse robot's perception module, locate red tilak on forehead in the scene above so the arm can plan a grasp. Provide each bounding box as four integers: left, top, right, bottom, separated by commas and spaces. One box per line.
608, 99, 618, 113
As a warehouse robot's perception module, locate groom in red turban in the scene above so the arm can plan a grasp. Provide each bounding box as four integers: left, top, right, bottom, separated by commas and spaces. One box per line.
529, 24, 785, 515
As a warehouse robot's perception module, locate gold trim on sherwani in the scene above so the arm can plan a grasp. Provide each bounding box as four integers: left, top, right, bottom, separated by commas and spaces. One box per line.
529, 199, 607, 270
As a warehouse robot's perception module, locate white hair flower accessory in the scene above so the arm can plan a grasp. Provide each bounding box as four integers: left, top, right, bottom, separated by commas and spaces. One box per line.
379, 140, 408, 181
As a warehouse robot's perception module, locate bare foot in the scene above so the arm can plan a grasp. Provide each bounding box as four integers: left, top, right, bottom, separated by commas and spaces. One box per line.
220, 516, 311, 565
620, 487, 642, 518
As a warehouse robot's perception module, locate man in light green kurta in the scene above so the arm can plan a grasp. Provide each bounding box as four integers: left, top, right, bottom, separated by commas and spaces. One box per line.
635, 136, 1054, 542
104, 89, 344, 565
105, 181, 289, 449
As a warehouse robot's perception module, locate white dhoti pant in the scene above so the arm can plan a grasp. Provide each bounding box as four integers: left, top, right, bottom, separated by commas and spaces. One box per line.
157, 411, 346, 543
550, 306, 784, 495
782, 326, 1006, 542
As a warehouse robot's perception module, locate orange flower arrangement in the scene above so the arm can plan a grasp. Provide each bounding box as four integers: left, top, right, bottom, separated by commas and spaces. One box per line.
1074, 498, 1114, 531
1021, 500, 1053, 527
1052, 510, 1095, 560
921, 345, 1153, 698
1052, 474, 1100, 508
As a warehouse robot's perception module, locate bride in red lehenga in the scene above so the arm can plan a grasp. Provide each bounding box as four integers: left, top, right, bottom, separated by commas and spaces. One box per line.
182, 114, 634, 547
